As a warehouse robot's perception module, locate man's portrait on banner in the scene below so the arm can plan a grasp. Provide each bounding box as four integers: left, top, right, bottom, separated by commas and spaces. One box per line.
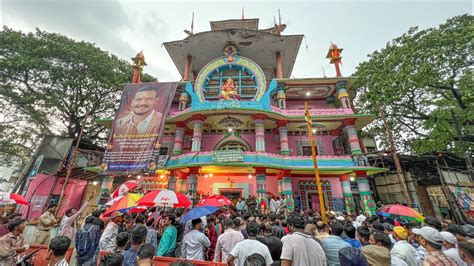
115, 85, 163, 135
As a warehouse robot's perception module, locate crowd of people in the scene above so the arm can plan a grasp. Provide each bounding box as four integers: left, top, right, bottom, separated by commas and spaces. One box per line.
0, 196, 473, 266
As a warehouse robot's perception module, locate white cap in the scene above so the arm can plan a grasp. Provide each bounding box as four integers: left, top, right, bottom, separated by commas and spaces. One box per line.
413, 226, 443, 245
440, 231, 457, 244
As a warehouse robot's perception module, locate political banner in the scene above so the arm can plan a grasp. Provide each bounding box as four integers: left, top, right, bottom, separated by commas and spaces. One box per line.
101, 82, 178, 174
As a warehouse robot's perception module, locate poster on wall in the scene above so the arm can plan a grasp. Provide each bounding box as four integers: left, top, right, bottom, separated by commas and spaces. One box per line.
101, 82, 178, 174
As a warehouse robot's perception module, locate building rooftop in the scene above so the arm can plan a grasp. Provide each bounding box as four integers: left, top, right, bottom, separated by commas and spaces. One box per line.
163, 19, 303, 81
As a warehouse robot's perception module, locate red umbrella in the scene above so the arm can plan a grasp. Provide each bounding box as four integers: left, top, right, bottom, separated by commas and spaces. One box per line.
137, 190, 191, 208
196, 195, 232, 207
0, 192, 29, 205
111, 180, 139, 198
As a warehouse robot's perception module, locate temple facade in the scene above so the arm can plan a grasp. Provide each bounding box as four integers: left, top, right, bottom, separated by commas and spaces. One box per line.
101, 18, 385, 215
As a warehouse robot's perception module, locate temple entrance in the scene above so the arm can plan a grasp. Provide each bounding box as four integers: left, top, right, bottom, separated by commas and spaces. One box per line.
308, 192, 321, 212
219, 188, 243, 205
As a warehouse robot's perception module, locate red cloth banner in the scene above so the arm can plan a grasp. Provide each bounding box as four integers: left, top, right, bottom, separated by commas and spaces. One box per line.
19, 174, 56, 219
102, 82, 178, 174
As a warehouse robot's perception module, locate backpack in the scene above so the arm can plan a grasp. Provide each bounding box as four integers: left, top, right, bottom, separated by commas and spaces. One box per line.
75, 225, 94, 257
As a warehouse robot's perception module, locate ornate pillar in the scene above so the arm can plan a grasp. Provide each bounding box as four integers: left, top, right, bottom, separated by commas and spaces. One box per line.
278, 179, 283, 196
340, 174, 355, 213
178, 92, 189, 111
281, 172, 294, 210
277, 120, 290, 155
343, 119, 363, 155
168, 175, 177, 191
177, 172, 188, 194
252, 114, 267, 152
355, 170, 376, 216
183, 55, 192, 81
255, 167, 267, 198
336, 81, 351, 109
275, 51, 283, 79
276, 87, 286, 109
98, 176, 114, 204
187, 168, 199, 195
172, 122, 186, 155
191, 115, 206, 152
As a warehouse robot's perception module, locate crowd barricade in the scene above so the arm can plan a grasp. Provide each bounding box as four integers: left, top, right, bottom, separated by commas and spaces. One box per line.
20, 244, 74, 266
97, 250, 226, 266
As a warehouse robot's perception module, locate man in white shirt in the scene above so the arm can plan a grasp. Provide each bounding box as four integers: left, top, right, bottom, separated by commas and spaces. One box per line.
391, 226, 417, 266
99, 212, 123, 251
269, 196, 278, 213
228, 221, 273, 266
281, 214, 326, 266
441, 231, 468, 266
181, 218, 210, 261
214, 219, 244, 263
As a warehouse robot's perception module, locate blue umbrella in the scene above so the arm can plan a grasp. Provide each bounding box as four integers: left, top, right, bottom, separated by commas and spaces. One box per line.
180, 206, 218, 223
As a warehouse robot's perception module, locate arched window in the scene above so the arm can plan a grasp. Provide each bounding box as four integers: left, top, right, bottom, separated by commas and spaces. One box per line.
215, 140, 251, 151
203, 65, 257, 100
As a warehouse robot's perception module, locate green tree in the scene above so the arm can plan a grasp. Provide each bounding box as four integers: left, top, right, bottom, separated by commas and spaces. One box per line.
0, 27, 156, 164
354, 14, 473, 155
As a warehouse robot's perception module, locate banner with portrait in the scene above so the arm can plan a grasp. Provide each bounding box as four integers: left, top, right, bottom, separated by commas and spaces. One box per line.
101, 82, 178, 174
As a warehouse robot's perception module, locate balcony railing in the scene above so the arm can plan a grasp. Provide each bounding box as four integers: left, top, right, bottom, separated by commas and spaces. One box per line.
166, 106, 354, 119
270, 106, 354, 116
166, 151, 358, 169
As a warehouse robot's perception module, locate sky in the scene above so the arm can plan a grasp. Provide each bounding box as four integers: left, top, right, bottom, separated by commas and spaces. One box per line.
1, 0, 472, 81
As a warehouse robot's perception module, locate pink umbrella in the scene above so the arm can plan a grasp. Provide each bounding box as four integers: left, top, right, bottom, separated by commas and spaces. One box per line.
0, 192, 29, 205
196, 195, 232, 207
111, 180, 139, 198
137, 190, 191, 208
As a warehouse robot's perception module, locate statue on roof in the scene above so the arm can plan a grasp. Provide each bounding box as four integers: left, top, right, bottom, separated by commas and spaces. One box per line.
220, 77, 240, 101
261, 9, 286, 36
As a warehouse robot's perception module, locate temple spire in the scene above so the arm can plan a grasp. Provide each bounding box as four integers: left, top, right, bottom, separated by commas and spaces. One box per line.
184, 12, 194, 36
131, 51, 146, 83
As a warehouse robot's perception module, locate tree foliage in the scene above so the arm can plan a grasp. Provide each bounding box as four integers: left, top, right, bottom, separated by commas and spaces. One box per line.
0, 27, 156, 164
354, 14, 473, 156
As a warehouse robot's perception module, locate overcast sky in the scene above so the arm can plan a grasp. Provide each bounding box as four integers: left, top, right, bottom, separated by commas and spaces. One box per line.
1, 0, 471, 81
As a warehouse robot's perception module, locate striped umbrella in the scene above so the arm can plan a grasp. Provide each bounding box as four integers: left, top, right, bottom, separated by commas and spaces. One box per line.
111, 180, 139, 198
377, 204, 424, 222
103, 193, 143, 217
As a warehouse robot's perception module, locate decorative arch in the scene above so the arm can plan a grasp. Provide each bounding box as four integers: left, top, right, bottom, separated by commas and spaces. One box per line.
214, 136, 253, 152
194, 56, 267, 102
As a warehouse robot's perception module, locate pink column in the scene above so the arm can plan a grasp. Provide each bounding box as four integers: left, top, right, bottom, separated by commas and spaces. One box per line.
355, 170, 376, 216
252, 114, 267, 152
336, 81, 351, 109
191, 114, 206, 152
340, 174, 355, 213
172, 121, 186, 155
343, 119, 362, 155
277, 120, 290, 155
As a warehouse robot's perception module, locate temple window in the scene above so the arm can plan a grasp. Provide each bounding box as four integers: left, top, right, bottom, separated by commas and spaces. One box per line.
216, 140, 250, 151
203, 65, 257, 100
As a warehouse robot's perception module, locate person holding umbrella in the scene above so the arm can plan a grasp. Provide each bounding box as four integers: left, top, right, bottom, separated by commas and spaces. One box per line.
156, 212, 177, 257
